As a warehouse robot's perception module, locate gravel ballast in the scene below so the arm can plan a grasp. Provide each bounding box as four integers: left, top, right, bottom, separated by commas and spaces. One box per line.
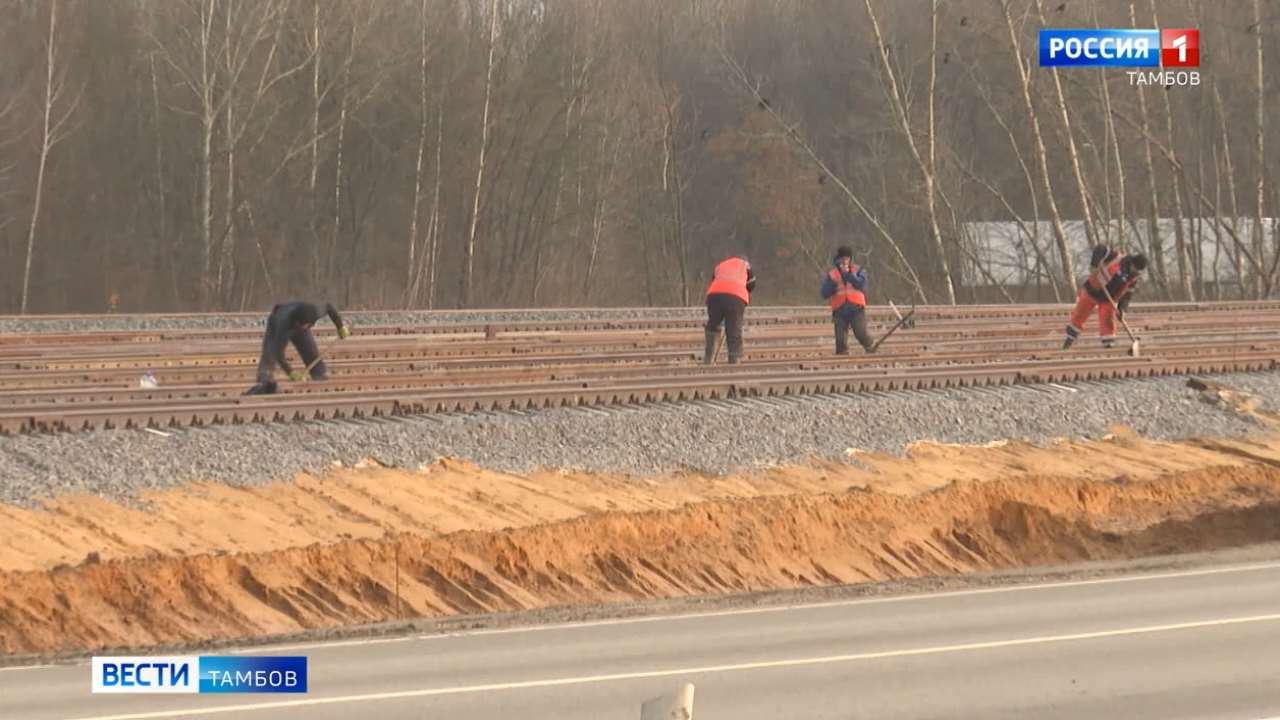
0, 371, 1276, 508
0, 307, 797, 334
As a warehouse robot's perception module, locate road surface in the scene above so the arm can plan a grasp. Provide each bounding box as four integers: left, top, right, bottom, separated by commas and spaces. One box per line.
4, 561, 1280, 719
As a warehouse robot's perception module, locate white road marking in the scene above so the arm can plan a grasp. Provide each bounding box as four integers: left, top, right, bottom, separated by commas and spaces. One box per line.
63, 611, 1280, 719
9, 559, 1280, 669
414, 558, 1280, 640
228, 636, 412, 655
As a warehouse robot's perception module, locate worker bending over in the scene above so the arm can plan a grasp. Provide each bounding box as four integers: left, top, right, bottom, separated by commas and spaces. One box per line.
1063, 245, 1148, 350
245, 301, 351, 395
703, 255, 756, 364
821, 246, 874, 355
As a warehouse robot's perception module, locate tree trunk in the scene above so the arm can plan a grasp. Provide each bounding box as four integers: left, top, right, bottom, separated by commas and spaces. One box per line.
1035, 0, 1099, 252
1001, 0, 1075, 291
660, 109, 690, 305
1093, 2, 1125, 251
21, 1, 64, 315
149, 53, 169, 307
198, 0, 215, 309
864, 0, 955, 304
404, 0, 429, 308
219, 4, 236, 309
584, 130, 618, 303
1146, 0, 1194, 301
1213, 83, 1245, 298
309, 0, 322, 292
425, 90, 445, 310
1253, 0, 1267, 297
962, 55, 1061, 301
463, 0, 499, 308
328, 29, 354, 292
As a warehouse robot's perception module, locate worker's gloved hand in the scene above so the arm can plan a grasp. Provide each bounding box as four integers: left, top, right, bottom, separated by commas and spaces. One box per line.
338, 325, 351, 340
287, 369, 305, 382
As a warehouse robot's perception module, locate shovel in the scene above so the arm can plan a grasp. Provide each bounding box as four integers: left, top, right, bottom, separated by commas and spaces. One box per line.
1098, 277, 1140, 357
870, 302, 917, 353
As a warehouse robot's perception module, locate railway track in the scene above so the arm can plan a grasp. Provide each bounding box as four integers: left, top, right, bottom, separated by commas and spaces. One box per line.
0, 302, 1276, 434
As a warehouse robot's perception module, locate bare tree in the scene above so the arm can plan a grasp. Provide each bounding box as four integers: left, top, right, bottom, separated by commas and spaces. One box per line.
1252, 0, 1267, 297
719, 47, 929, 302
0, 0, 1274, 311
462, 0, 499, 307
1146, 0, 1194, 300
21, 0, 80, 314
1089, 1, 1125, 251
957, 50, 1062, 301
216, 0, 313, 306
424, 83, 447, 309
863, 0, 955, 304
403, 0, 432, 308
1034, 0, 1100, 256
1000, 0, 1075, 291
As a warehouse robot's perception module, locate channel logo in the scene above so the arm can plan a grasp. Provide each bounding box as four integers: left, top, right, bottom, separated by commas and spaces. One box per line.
1161, 29, 1199, 68
1039, 29, 1199, 68
92, 656, 308, 694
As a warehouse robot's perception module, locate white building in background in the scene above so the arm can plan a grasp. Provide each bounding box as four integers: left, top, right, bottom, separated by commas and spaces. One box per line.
963, 218, 1278, 295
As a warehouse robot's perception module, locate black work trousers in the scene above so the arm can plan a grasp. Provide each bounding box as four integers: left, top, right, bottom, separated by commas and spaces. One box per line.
254, 321, 327, 385
833, 307, 873, 354
705, 293, 746, 361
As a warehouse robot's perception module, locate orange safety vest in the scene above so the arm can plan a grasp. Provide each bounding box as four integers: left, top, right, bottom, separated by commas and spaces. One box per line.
705, 257, 751, 304
827, 266, 866, 309
1085, 256, 1135, 300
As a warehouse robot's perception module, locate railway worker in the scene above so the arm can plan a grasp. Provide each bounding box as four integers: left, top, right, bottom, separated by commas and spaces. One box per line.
821, 246, 874, 355
703, 255, 756, 364
244, 301, 351, 395
1062, 245, 1148, 350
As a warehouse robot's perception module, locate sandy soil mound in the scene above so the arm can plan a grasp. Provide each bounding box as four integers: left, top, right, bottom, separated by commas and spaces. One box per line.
4, 433, 1275, 573
3, 456, 1280, 655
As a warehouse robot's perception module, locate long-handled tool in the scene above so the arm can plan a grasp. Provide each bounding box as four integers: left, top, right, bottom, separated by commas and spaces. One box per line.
1097, 275, 1140, 357
297, 323, 351, 380
870, 301, 917, 353
299, 352, 326, 380
244, 352, 326, 396
711, 331, 725, 364
888, 299, 916, 329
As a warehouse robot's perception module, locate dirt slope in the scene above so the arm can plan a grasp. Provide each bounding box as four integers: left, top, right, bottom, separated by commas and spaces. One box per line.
3, 432, 1280, 655
2, 432, 1273, 573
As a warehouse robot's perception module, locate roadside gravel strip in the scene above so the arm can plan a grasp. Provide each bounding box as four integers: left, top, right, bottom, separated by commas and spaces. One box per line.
0, 370, 1276, 507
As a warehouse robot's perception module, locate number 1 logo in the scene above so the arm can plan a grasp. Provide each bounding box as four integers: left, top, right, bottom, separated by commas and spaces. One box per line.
1161, 29, 1199, 68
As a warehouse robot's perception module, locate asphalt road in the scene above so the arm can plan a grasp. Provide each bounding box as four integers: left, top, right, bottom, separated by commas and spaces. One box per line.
4, 561, 1280, 720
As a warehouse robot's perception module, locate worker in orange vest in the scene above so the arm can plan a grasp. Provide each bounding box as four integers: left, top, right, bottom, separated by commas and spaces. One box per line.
1063, 245, 1147, 349
703, 255, 756, 364
820, 246, 874, 354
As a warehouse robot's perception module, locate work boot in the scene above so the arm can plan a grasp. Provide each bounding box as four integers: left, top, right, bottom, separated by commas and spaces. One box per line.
243, 380, 278, 396
703, 330, 718, 365
727, 353, 740, 364
1062, 336, 1075, 350
1102, 338, 1116, 349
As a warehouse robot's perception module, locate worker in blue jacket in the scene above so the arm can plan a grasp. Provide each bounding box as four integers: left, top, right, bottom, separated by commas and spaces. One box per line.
820, 246, 874, 355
